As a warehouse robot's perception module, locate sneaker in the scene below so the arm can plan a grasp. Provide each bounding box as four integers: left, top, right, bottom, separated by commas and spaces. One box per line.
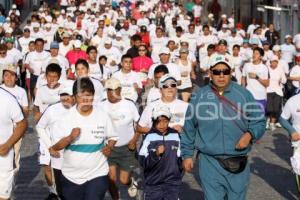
270, 123, 276, 131
275, 122, 282, 128
128, 178, 138, 198
45, 193, 58, 200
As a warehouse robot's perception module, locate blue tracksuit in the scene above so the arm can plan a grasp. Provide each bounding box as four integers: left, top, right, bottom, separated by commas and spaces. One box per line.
138, 128, 182, 200
181, 82, 266, 200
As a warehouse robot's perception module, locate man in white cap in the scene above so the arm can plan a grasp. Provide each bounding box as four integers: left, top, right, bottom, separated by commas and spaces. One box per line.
99, 38, 121, 69
217, 24, 231, 40
31, 22, 43, 39
266, 55, 287, 131
8, 4, 20, 17
100, 77, 140, 199
138, 74, 188, 134
59, 32, 73, 56
0, 44, 16, 83
181, 54, 265, 200
281, 35, 296, 68
43, 23, 55, 50
0, 64, 28, 175
272, 45, 289, 75
0, 81, 27, 200
36, 83, 75, 200
147, 47, 181, 85
112, 32, 127, 54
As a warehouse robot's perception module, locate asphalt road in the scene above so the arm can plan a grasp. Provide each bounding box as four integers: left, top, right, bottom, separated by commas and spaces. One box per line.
12, 114, 300, 200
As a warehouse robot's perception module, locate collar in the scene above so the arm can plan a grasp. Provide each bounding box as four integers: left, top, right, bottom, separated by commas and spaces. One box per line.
209, 81, 233, 94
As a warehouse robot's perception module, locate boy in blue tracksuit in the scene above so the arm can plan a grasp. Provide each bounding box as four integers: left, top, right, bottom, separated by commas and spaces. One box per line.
138, 105, 182, 200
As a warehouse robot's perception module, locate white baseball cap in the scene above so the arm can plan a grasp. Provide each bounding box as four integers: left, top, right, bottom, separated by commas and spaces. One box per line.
152, 105, 171, 120
285, 35, 292, 39
104, 38, 112, 44
208, 13, 214, 19
221, 14, 227, 18
159, 47, 170, 55
12, 4, 17, 9
272, 45, 281, 52
105, 78, 121, 90
74, 40, 82, 48
210, 54, 232, 69
59, 86, 73, 95
270, 55, 279, 62
159, 74, 177, 88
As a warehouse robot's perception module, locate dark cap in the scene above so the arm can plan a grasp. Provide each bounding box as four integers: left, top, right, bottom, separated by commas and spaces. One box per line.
218, 39, 227, 46
141, 26, 147, 32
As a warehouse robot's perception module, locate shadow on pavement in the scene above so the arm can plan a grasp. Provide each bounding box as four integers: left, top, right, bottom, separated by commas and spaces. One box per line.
251, 157, 298, 200
265, 130, 293, 164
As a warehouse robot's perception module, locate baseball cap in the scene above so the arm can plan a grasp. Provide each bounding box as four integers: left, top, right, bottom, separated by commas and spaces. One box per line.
74, 40, 82, 48
218, 39, 228, 46
250, 38, 259, 45
262, 40, 270, 46
3, 64, 17, 74
116, 32, 122, 38
140, 26, 147, 32
208, 13, 214, 19
159, 74, 177, 89
105, 78, 121, 90
210, 54, 231, 69
45, 23, 51, 28
272, 45, 281, 52
221, 14, 227, 18
104, 38, 112, 44
61, 9, 66, 14
12, 4, 17, 9
152, 105, 171, 120
270, 55, 279, 62
222, 24, 228, 29
159, 47, 170, 55
285, 35, 292, 39
32, 22, 40, 28
179, 47, 189, 54
62, 32, 70, 38
6, 28, 13, 34
4, 37, 14, 43
50, 41, 59, 49
59, 86, 73, 96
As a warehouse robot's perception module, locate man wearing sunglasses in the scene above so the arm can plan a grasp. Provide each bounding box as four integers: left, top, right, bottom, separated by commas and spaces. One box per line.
138, 74, 188, 134
181, 55, 266, 200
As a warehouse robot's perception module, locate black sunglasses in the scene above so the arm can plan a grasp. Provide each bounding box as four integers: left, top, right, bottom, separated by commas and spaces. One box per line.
211, 69, 231, 76
162, 83, 177, 89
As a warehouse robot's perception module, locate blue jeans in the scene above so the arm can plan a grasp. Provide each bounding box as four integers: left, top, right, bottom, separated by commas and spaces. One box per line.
62, 175, 108, 200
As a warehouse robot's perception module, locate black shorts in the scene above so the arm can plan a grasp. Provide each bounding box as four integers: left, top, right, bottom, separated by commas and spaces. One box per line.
266, 93, 282, 119
107, 145, 137, 172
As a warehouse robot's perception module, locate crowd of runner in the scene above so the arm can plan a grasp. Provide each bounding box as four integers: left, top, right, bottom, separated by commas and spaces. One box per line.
1, 0, 300, 199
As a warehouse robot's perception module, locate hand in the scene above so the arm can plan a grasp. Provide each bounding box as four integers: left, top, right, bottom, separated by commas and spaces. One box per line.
27, 66, 34, 74
156, 145, 165, 156
191, 72, 196, 80
235, 132, 252, 150
128, 139, 137, 151
182, 158, 194, 172
172, 125, 183, 133
291, 132, 300, 142
133, 83, 139, 90
0, 143, 10, 157
248, 72, 257, 79
49, 147, 60, 158
102, 145, 112, 157
70, 128, 81, 141
110, 60, 116, 66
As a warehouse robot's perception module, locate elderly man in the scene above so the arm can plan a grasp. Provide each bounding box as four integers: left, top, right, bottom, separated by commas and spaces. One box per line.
181, 54, 266, 199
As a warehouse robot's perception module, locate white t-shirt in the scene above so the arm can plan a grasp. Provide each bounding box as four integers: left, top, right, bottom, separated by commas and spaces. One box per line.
176, 60, 192, 89
41, 55, 69, 78
148, 63, 181, 82
267, 66, 286, 96
100, 99, 139, 147
0, 84, 28, 107
18, 36, 34, 55
25, 51, 51, 76
89, 77, 104, 104
290, 65, 300, 88
192, 5, 202, 18
36, 102, 71, 169
112, 70, 142, 102
34, 84, 62, 112
146, 87, 161, 105
89, 62, 103, 81
59, 42, 73, 56
0, 88, 24, 171
231, 55, 243, 85
242, 62, 269, 100
139, 99, 188, 128
281, 94, 300, 132
281, 43, 296, 63
60, 106, 118, 185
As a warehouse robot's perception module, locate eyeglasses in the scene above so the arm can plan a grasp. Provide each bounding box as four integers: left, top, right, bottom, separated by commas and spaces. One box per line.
211, 69, 231, 76
162, 83, 177, 89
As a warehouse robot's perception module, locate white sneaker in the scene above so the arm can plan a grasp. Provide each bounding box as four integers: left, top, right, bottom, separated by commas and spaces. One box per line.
128, 178, 138, 198
270, 123, 276, 131
275, 122, 282, 128
266, 122, 270, 130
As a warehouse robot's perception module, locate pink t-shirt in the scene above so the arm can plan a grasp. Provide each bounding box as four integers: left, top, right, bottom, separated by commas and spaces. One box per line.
65, 50, 88, 65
